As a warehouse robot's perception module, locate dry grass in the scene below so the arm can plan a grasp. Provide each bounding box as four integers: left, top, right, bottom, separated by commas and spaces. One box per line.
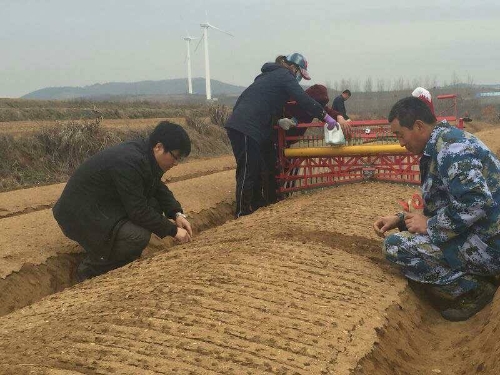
0, 117, 188, 137
0, 117, 231, 192
0, 98, 210, 122
208, 104, 231, 127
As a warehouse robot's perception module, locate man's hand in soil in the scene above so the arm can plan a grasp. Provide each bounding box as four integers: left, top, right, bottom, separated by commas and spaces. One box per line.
174, 227, 191, 243
404, 213, 428, 234
175, 216, 193, 236
373, 215, 400, 238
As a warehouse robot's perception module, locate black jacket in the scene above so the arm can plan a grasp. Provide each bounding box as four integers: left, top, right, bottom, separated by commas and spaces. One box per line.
53, 138, 181, 255
332, 95, 349, 120
224, 63, 325, 144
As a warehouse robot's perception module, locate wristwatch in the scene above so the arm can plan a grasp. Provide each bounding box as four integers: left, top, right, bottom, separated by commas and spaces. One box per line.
395, 212, 405, 223
175, 212, 187, 219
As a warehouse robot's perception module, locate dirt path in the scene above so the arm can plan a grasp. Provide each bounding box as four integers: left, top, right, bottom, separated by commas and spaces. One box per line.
0, 168, 235, 280
0, 117, 187, 136
0, 155, 235, 219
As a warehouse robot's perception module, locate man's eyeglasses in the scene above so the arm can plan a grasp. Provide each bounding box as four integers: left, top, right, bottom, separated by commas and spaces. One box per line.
169, 151, 182, 162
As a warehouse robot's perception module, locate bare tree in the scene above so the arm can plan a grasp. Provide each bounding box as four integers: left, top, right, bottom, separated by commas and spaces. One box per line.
431, 75, 438, 89
364, 77, 373, 93
385, 78, 392, 92
466, 73, 474, 87
451, 71, 460, 86
340, 79, 349, 91
351, 78, 360, 92
424, 75, 432, 88
394, 77, 405, 91
376, 78, 385, 92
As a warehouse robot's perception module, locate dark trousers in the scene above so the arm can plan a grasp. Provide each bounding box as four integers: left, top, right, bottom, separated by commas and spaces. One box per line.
260, 140, 279, 205
226, 128, 266, 218
77, 220, 151, 281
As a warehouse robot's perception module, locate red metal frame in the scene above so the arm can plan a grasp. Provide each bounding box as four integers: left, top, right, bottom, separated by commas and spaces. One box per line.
275, 93, 461, 196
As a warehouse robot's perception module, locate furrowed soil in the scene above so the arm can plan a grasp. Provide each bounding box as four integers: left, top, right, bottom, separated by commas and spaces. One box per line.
0, 123, 499, 374
0, 156, 236, 317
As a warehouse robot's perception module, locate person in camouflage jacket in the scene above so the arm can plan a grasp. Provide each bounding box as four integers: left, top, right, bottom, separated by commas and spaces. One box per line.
373, 97, 500, 321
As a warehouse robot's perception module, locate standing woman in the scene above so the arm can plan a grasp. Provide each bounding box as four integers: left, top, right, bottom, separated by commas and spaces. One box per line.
225, 53, 340, 217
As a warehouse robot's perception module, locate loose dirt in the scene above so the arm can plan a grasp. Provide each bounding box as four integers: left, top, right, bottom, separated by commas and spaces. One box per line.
0, 182, 413, 375
474, 127, 500, 157
1, 182, 499, 374
0, 125, 499, 374
0, 156, 236, 317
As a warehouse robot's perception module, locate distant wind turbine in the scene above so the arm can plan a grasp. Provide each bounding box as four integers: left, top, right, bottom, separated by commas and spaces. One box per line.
183, 33, 197, 94
194, 13, 233, 100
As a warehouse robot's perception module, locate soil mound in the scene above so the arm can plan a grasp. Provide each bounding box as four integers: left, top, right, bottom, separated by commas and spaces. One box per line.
0, 183, 414, 374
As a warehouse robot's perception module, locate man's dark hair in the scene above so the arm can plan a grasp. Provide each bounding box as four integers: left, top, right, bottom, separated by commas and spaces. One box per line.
342, 89, 351, 96
388, 97, 437, 129
149, 121, 191, 157
275, 55, 287, 64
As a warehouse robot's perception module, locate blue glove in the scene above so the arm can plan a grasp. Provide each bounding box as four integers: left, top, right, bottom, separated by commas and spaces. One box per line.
324, 114, 339, 130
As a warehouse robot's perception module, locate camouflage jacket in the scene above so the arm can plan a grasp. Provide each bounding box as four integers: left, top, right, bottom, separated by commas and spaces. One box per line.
421, 121, 500, 247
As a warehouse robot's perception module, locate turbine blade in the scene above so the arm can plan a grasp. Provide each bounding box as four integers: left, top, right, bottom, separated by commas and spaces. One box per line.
193, 35, 204, 52
207, 23, 233, 36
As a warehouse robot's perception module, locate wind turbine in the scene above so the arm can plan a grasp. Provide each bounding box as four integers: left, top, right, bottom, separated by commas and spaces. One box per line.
183, 33, 197, 94
195, 13, 233, 100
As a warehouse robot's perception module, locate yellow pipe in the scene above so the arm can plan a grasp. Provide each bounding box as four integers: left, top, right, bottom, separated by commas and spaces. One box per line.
284, 144, 408, 157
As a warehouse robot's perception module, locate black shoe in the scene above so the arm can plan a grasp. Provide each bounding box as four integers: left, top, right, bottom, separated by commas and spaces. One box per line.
75, 265, 91, 283
407, 280, 455, 311
440, 280, 497, 322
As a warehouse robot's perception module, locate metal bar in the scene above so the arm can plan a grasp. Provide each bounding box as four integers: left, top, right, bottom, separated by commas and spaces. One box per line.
285, 144, 407, 157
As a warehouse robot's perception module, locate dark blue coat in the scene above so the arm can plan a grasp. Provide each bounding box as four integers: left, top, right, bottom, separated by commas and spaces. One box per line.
332, 94, 349, 120
225, 63, 325, 144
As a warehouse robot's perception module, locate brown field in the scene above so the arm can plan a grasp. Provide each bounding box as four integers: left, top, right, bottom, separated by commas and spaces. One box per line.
0, 119, 499, 374
0, 117, 187, 137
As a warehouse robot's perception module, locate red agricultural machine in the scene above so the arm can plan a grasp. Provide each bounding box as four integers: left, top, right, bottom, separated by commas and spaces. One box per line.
275, 94, 465, 195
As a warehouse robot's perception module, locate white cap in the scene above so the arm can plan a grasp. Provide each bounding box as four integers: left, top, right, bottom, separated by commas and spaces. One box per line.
412, 87, 431, 101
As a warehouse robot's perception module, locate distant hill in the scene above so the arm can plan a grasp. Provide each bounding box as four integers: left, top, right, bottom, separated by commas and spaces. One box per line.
22, 78, 246, 100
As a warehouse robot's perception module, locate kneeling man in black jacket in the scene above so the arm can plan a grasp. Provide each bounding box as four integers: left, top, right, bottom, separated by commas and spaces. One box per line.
53, 121, 193, 281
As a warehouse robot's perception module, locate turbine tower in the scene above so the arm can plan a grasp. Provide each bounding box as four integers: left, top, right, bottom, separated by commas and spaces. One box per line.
195, 14, 233, 100
183, 34, 197, 94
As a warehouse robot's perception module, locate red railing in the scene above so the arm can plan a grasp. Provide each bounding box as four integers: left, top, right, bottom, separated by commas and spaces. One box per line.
275, 94, 462, 196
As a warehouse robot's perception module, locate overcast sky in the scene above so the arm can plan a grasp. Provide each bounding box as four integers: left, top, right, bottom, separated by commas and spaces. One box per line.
1, 0, 499, 97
